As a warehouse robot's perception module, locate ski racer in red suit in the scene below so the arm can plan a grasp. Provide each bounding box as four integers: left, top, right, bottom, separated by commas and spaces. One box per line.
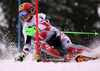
15, 2, 91, 62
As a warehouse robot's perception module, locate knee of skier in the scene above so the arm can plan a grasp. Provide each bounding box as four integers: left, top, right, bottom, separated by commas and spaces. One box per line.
67, 44, 91, 53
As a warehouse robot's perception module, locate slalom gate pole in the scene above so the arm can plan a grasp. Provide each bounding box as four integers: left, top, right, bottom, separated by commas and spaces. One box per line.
35, 0, 40, 61
18, 0, 21, 53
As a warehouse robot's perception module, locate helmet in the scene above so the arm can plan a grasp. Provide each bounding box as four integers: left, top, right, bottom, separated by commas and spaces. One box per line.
19, 2, 35, 22
19, 2, 34, 12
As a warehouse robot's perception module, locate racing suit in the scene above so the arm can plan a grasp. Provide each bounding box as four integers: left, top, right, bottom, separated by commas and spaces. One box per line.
17, 13, 90, 61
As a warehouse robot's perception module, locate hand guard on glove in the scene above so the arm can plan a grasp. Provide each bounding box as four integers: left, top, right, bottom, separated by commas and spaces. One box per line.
15, 53, 26, 62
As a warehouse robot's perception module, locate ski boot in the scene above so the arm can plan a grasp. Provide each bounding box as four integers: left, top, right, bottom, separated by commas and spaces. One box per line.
75, 55, 98, 62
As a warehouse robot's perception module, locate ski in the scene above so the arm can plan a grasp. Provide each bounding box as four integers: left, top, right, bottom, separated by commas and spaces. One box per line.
38, 55, 99, 63
37, 58, 66, 63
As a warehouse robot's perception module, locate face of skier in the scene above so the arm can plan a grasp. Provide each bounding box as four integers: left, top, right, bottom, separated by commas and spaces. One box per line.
19, 10, 34, 22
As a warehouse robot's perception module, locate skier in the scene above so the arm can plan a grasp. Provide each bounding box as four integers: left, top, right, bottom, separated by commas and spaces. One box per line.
15, 2, 91, 62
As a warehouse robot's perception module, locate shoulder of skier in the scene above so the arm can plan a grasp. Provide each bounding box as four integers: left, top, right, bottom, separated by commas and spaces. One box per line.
37, 13, 51, 31
37, 13, 50, 24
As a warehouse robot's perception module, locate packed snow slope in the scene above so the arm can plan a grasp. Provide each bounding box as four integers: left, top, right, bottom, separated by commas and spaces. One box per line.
0, 45, 100, 71
0, 59, 100, 71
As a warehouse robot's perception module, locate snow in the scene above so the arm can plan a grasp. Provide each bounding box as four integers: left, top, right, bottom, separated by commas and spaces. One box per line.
0, 45, 100, 71
0, 5, 8, 28
0, 59, 100, 71
98, 5, 100, 17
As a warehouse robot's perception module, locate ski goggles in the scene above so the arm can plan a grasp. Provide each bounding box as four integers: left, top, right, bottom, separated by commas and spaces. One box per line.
19, 10, 28, 17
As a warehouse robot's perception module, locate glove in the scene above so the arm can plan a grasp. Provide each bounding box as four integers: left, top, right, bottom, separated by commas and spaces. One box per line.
15, 53, 26, 62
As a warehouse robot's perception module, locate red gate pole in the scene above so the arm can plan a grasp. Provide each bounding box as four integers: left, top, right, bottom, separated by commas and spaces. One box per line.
35, 0, 40, 61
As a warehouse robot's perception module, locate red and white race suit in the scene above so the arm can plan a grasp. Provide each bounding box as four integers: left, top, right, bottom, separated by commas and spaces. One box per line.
22, 13, 90, 58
